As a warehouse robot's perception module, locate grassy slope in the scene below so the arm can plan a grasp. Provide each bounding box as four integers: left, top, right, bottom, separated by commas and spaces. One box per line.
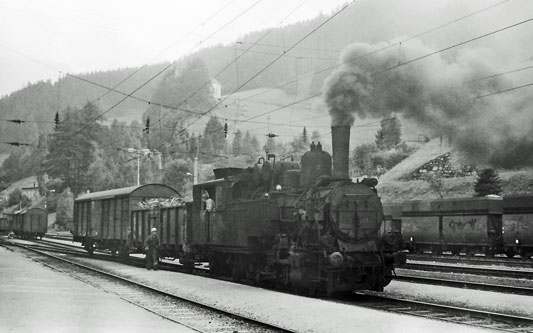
180, 88, 381, 148
378, 163, 533, 204
0, 176, 38, 198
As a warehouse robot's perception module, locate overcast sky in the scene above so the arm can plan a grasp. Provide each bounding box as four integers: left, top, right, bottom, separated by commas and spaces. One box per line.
0, 0, 349, 96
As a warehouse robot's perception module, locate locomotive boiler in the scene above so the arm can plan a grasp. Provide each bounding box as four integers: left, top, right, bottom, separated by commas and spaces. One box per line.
187, 126, 399, 295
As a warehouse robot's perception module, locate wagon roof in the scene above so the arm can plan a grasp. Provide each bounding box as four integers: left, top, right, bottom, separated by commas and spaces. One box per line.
10, 207, 46, 215
75, 184, 179, 202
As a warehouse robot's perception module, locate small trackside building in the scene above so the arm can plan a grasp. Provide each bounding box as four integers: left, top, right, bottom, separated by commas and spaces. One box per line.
73, 184, 180, 255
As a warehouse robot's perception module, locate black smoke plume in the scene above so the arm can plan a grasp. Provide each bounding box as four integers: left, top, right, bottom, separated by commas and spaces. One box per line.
322, 40, 533, 168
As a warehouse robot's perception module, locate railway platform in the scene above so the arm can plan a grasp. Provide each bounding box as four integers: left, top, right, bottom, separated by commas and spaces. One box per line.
74, 255, 499, 332
0, 246, 195, 332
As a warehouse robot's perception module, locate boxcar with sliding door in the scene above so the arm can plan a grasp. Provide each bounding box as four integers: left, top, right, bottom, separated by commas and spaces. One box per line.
73, 184, 180, 255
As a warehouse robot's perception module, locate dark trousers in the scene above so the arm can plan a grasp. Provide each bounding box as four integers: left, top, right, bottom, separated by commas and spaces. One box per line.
145, 248, 159, 270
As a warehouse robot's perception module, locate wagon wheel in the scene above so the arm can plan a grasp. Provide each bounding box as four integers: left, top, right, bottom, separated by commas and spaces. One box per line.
373, 271, 385, 292
254, 270, 262, 286
183, 258, 195, 273
505, 249, 515, 258
231, 264, 242, 282
519, 249, 531, 259
484, 248, 495, 257
209, 253, 221, 275
280, 266, 290, 287
308, 282, 319, 296
118, 246, 129, 259
83, 239, 95, 255
382, 268, 393, 287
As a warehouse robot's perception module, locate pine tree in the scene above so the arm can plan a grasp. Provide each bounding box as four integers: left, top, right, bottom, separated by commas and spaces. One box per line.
188, 133, 199, 160
250, 135, 260, 153
232, 129, 242, 156
199, 117, 225, 160
474, 169, 503, 197
162, 159, 192, 195
44, 103, 105, 195
56, 188, 74, 229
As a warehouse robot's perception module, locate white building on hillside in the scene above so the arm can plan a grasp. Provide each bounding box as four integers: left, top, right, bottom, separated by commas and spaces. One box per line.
210, 78, 221, 100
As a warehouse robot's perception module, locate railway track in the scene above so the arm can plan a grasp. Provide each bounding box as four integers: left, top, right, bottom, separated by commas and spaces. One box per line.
8, 237, 533, 332
401, 262, 533, 280
394, 272, 533, 296
407, 253, 533, 269
352, 291, 533, 333
26, 237, 533, 292
0, 239, 291, 333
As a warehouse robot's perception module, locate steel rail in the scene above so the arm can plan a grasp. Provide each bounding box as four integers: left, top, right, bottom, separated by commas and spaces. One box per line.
402, 262, 533, 279
394, 273, 533, 296
406, 253, 533, 268
354, 291, 533, 332
1, 240, 293, 333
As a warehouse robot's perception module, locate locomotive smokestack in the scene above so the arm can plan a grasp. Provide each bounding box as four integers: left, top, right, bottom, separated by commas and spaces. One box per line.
331, 126, 350, 180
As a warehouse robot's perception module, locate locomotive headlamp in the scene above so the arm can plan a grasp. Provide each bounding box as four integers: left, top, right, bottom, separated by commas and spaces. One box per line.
515, 239, 520, 244
410, 237, 413, 242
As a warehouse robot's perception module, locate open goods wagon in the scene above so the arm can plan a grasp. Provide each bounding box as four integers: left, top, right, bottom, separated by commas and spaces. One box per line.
382, 204, 402, 252
130, 200, 191, 259
401, 196, 503, 256
502, 195, 533, 258
9, 208, 48, 239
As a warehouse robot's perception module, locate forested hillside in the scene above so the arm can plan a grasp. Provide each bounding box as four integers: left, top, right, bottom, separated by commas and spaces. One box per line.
0, 64, 167, 153
1, 0, 491, 153
1, 0, 531, 209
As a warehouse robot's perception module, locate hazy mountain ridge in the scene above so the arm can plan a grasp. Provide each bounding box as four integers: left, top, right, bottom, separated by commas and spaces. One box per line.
1, 0, 530, 164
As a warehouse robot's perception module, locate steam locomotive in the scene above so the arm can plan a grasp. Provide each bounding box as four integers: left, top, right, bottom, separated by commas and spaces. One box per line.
73, 126, 402, 295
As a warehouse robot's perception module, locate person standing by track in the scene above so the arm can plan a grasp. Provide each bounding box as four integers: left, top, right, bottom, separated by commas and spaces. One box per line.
145, 227, 159, 270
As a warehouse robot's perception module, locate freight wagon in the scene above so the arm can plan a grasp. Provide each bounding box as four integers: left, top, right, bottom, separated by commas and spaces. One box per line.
73, 184, 181, 255
8, 208, 48, 239
401, 196, 503, 256
130, 200, 191, 261
382, 204, 402, 252
0, 216, 10, 233
502, 195, 533, 258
